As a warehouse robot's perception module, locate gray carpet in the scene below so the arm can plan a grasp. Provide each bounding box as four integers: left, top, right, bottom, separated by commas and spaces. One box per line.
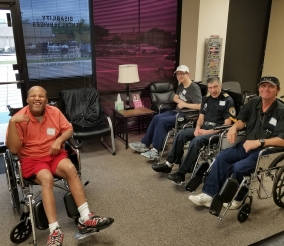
1, 133, 284, 246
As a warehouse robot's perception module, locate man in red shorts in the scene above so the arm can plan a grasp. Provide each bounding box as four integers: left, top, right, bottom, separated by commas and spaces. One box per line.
6, 86, 114, 246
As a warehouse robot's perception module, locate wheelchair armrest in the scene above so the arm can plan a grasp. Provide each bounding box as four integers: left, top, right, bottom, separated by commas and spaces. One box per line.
11, 153, 19, 161
67, 138, 80, 149
262, 146, 284, 154
213, 125, 232, 131
158, 102, 177, 111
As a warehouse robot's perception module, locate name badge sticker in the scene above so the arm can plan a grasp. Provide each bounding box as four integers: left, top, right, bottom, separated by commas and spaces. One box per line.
269, 117, 277, 126
47, 128, 56, 136
219, 101, 225, 106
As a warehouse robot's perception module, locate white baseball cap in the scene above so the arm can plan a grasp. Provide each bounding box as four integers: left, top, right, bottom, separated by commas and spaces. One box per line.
174, 65, 189, 73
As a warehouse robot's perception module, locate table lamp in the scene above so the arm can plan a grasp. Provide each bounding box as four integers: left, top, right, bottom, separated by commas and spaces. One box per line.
118, 64, 140, 110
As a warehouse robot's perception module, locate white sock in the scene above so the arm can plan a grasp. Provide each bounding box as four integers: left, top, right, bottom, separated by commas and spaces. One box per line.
166, 161, 174, 167
49, 221, 59, 234
78, 202, 91, 223
152, 148, 158, 153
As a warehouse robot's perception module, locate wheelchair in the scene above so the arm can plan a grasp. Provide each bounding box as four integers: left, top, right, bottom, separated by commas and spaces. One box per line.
159, 109, 199, 160
208, 145, 284, 222
4, 138, 86, 245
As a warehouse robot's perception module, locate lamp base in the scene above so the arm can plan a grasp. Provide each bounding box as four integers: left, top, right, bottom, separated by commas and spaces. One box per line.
124, 105, 134, 110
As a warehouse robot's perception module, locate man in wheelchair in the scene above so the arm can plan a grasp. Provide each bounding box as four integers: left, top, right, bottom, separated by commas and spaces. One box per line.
188, 76, 284, 209
129, 65, 202, 161
6, 86, 114, 246
152, 76, 236, 183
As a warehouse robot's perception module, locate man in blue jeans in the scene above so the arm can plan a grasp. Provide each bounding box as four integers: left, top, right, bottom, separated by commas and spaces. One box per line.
129, 65, 202, 161
152, 76, 235, 183
189, 76, 284, 209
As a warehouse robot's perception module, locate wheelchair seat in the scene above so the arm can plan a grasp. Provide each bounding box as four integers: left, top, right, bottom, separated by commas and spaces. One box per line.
4, 138, 83, 245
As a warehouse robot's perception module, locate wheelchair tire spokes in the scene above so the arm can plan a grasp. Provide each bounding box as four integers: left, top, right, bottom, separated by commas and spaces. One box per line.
4, 152, 20, 211
273, 166, 284, 208
10, 219, 32, 244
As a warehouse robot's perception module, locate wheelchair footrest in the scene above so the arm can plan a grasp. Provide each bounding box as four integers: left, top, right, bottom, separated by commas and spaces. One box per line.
185, 175, 203, 192
34, 200, 49, 230
185, 162, 209, 192
64, 191, 80, 219
209, 194, 223, 217
219, 177, 239, 203
74, 229, 97, 240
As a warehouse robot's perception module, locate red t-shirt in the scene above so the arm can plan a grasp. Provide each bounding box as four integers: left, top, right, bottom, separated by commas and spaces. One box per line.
7, 105, 73, 159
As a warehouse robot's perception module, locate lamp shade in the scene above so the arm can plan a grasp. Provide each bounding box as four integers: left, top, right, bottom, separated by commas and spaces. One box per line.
118, 64, 140, 84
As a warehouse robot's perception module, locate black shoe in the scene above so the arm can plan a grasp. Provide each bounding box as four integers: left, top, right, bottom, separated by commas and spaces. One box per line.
167, 172, 185, 183
152, 163, 172, 173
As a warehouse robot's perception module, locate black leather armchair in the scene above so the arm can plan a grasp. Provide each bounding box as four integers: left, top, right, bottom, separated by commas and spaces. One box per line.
149, 81, 176, 113
59, 87, 115, 155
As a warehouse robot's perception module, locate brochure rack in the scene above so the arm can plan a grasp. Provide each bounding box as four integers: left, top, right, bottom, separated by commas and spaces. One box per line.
202, 35, 223, 83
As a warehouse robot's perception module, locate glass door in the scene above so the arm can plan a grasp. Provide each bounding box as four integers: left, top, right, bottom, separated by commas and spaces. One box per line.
0, 7, 23, 145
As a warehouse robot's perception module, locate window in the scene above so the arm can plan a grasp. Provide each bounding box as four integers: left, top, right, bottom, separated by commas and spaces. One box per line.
93, 0, 178, 92
19, 0, 91, 81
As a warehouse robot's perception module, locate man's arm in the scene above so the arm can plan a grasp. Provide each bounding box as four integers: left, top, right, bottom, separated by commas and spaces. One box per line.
173, 94, 201, 110
49, 129, 73, 156
226, 119, 246, 143
6, 115, 29, 154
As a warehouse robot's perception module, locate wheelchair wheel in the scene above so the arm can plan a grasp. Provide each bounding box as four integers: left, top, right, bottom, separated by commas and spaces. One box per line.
272, 165, 284, 208
268, 152, 284, 169
237, 203, 251, 223
10, 219, 32, 244
4, 152, 20, 210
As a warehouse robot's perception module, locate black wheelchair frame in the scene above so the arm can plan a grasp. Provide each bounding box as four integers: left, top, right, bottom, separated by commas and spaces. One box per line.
4, 138, 83, 245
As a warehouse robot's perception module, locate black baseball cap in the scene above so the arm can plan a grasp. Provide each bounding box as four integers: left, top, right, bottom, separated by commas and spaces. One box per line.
258, 76, 280, 87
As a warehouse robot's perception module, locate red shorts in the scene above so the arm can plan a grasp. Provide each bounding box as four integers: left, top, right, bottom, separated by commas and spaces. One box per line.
21, 150, 68, 179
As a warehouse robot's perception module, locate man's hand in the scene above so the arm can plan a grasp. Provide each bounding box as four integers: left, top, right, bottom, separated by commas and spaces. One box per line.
227, 127, 237, 143
10, 114, 30, 124
177, 102, 186, 109
49, 138, 63, 156
194, 128, 202, 136
243, 140, 260, 153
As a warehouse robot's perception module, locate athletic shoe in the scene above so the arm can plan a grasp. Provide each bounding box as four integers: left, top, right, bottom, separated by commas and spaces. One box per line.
223, 200, 243, 210
47, 227, 64, 246
167, 171, 185, 183
188, 193, 213, 207
78, 213, 114, 234
141, 149, 160, 161
129, 142, 149, 152
152, 163, 172, 173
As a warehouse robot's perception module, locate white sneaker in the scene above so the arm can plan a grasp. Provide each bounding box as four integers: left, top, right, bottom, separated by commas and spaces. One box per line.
188, 193, 213, 207
223, 200, 243, 210
129, 142, 149, 152
141, 149, 160, 161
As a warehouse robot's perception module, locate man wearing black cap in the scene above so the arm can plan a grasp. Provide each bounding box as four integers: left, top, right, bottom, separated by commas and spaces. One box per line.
189, 76, 284, 209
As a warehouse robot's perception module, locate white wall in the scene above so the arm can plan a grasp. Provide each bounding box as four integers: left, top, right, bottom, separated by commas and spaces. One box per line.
262, 0, 284, 97
180, 0, 230, 82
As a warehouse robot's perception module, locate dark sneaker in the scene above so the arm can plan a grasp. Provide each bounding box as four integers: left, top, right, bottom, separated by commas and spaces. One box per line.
78, 213, 114, 234
47, 227, 64, 246
167, 172, 185, 183
152, 163, 172, 173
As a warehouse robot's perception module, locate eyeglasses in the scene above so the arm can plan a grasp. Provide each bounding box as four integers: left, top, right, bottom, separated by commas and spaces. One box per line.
260, 76, 279, 86
176, 72, 187, 77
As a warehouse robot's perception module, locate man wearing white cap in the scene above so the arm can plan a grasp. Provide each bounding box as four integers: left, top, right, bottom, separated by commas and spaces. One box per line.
129, 65, 202, 161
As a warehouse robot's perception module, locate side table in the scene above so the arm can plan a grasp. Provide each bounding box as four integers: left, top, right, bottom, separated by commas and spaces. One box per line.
112, 107, 156, 149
